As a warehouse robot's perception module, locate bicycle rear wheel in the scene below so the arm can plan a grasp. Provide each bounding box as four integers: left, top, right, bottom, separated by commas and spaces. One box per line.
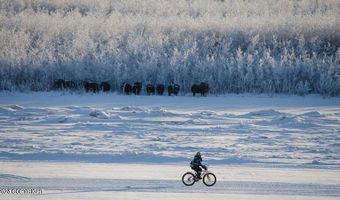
182, 172, 195, 186
203, 172, 216, 186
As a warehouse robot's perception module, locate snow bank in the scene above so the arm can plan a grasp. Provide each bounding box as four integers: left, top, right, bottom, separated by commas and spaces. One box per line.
0, 93, 339, 167
89, 110, 110, 119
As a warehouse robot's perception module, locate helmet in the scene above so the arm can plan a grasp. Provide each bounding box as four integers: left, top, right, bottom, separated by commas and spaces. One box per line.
195, 152, 201, 158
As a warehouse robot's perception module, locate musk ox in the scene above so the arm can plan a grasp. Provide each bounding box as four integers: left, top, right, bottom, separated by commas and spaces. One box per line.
146, 84, 155, 95
84, 81, 99, 93
53, 79, 77, 90
100, 81, 111, 92
121, 82, 132, 95
168, 83, 180, 96
65, 80, 77, 90
156, 84, 165, 95
132, 82, 142, 95
191, 82, 209, 96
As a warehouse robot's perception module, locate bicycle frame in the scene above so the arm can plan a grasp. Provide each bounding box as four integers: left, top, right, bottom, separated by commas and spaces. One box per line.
201, 170, 211, 177
193, 169, 210, 179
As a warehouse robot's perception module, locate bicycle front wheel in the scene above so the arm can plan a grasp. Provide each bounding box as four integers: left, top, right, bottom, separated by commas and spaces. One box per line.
182, 172, 195, 186
203, 172, 216, 186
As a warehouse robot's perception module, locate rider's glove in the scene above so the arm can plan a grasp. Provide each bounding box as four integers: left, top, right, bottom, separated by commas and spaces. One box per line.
203, 165, 207, 170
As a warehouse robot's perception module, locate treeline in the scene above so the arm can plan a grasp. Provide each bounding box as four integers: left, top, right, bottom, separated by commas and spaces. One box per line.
0, 0, 339, 96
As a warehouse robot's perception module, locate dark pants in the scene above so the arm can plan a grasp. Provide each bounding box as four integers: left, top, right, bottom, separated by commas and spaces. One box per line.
191, 165, 202, 177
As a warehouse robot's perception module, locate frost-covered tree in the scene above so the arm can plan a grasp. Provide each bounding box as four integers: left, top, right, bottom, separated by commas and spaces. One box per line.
0, 0, 339, 96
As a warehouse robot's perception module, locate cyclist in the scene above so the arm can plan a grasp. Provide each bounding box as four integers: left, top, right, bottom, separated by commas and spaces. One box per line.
190, 152, 207, 180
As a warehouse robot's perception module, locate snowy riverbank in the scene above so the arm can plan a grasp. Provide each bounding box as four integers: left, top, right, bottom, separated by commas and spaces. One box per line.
0, 92, 339, 199
0, 92, 339, 166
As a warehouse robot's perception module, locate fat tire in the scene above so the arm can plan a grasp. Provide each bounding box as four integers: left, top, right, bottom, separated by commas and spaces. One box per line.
203, 172, 216, 186
182, 172, 196, 186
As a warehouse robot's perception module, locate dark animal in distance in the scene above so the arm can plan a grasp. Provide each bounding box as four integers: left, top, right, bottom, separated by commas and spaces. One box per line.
191, 82, 209, 96
100, 81, 111, 92
84, 81, 99, 93
156, 84, 165, 95
133, 82, 142, 95
121, 82, 132, 95
168, 83, 180, 96
146, 84, 155, 95
65, 80, 77, 90
53, 79, 77, 90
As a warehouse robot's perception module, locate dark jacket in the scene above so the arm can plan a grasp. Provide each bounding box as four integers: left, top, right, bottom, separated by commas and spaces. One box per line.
191, 155, 205, 169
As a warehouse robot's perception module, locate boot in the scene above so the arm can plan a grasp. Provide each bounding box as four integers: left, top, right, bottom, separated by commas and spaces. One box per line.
196, 172, 202, 180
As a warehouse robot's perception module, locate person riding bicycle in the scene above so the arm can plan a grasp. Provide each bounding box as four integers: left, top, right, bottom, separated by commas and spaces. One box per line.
190, 152, 207, 180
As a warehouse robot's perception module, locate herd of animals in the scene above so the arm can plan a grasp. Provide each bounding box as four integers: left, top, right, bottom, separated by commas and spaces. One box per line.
53, 79, 209, 96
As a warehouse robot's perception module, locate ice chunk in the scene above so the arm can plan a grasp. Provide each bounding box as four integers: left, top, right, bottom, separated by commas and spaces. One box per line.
89, 110, 110, 119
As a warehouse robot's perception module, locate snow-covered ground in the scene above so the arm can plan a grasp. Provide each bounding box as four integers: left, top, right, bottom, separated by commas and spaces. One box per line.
1, 92, 339, 165
1, 161, 340, 200
0, 92, 339, 199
